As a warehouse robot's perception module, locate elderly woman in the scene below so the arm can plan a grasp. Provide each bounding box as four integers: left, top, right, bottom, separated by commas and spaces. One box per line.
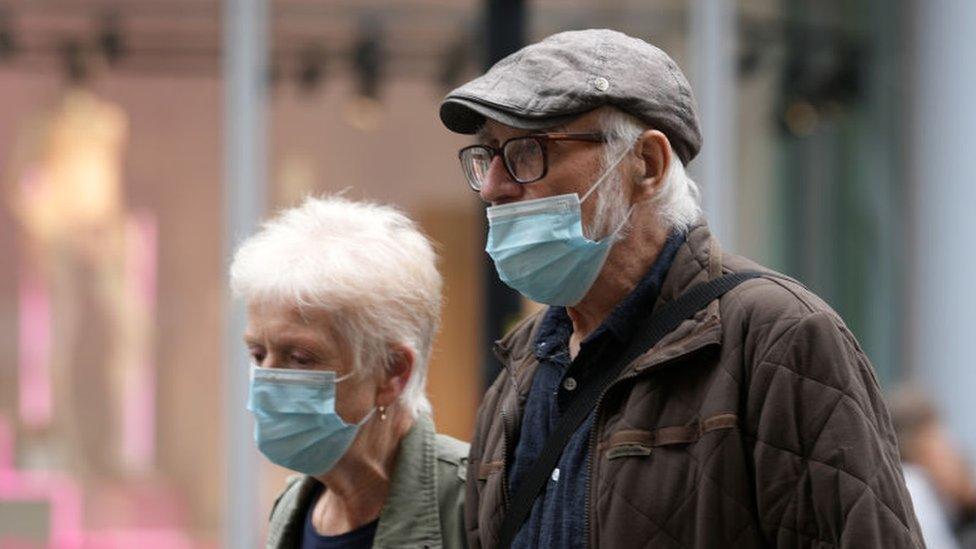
230, 196, 468, 549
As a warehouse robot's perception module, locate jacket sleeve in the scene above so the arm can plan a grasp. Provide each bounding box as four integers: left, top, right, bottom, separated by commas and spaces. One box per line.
435, 434, 471, 549
746, 311, 924, 548
465, 443, 483, 549
465, 373, 501, 549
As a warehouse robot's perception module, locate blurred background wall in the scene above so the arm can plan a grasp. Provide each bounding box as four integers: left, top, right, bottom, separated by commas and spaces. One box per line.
0, 0, 972, 547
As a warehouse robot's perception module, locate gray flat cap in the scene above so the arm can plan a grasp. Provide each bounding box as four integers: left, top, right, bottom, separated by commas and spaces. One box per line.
440, 29, 702, 164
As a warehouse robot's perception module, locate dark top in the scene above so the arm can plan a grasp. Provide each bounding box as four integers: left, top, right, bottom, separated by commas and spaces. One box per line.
301, 483, 379, 549
508, 231, 686, 549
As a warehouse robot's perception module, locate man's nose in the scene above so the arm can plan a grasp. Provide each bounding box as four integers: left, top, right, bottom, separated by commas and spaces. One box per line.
479, 155, 523, 204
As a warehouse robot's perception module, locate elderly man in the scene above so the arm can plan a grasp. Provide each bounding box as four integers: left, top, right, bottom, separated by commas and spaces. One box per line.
440, 29, 922, 548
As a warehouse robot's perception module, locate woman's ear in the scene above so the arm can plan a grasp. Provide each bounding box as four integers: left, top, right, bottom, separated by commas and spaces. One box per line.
375, 343, 414, 409
633, 130, 672, 200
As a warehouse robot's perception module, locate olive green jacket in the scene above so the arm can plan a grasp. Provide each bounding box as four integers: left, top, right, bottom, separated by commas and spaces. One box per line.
266, 414, 469, 549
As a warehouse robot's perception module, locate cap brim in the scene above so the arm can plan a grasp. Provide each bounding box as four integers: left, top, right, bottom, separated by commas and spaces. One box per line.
439, 97, 581, 134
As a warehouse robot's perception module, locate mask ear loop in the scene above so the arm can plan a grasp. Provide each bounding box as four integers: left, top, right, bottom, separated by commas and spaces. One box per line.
581, 144, 638, 243
357, 407, 377, 426
580, 145, 632, 204
608, 203, 638, 241
333, 371, 355, 383
334, 371, 387, 424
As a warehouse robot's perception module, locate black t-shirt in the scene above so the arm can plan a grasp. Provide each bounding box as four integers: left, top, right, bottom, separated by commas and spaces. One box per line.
301, 484, 379, 549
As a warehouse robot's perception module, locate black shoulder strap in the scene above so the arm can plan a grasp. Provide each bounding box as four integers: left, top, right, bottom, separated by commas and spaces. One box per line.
497, 271, 765, 548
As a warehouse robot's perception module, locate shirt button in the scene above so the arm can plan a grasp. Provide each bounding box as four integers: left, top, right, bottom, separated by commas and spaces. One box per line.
562, 377, 578, 391
551, 468, 560, 482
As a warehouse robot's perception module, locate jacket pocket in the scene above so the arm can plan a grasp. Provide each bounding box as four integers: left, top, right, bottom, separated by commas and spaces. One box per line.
601, 413, 739, 460
477, 460, 504, 481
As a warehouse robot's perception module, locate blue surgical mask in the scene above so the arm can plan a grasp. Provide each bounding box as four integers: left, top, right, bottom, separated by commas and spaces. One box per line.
485, 150, 633, 306
246, 366, 373, 476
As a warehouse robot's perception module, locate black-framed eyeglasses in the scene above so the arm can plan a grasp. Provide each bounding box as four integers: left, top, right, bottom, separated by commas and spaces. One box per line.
458, 132, 606, 191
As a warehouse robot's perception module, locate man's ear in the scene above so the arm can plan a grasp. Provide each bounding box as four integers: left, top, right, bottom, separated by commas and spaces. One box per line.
633, 130, 672, 200
375, 343, 414, 409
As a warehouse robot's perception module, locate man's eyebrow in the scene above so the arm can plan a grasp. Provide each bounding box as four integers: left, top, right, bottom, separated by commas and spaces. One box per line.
476, 126, 492, 143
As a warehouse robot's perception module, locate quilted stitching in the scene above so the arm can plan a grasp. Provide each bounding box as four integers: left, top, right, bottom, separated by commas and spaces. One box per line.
466, 224, 922, 549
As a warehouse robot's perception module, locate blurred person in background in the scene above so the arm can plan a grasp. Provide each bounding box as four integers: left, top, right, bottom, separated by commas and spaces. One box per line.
440, 29, 922, 548
230, 196, 468, 549
890, 386, 976, 549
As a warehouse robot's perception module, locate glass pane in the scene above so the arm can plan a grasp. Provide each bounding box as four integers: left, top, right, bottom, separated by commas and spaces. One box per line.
0, 83, 223, 545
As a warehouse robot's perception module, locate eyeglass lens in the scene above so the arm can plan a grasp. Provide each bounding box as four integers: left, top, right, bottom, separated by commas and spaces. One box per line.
460, 138, 546, 190
503, 138, 544, 183
461, 147, 493, 190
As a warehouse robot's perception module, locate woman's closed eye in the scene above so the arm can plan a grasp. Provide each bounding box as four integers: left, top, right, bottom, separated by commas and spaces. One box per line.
289, 350, 315, 367
248, 346, 267, 366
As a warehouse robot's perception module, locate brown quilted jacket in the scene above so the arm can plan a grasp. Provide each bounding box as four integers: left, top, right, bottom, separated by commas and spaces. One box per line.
466, 223, 923, 548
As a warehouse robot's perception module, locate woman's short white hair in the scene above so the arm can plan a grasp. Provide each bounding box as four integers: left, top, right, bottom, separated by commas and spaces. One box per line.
230, 195, 441, 417
590, 107, 702, 238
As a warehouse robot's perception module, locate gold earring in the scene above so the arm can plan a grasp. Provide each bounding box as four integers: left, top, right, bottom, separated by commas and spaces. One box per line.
379, 406, 387, 421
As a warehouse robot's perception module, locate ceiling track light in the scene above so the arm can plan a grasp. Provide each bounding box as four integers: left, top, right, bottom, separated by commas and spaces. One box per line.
296, 43, 327, 93
97, 10, 126, 66
61, 38, 88, 83
0, 10, 16, 62
438, 32, 470, 94
353, 14, 384, 100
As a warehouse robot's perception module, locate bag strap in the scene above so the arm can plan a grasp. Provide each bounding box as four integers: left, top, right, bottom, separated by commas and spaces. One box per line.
497, 271, 765, 548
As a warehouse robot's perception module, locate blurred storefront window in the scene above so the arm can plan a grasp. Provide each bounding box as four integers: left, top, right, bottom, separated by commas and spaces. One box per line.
0, 11, 227, 543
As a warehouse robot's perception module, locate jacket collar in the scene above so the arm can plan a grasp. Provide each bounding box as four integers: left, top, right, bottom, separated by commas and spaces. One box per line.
493, 311, 549, 402
493, 221, 726, 383
271, 414, 443, 549
372, 413, 443, 548
629, 221, 726, 372
657, 221, 724, 305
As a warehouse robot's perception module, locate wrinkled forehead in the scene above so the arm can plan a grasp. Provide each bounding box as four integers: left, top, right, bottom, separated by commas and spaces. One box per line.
245, 298, 335, 339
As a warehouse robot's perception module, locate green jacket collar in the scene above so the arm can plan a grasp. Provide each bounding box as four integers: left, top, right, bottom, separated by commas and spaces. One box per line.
265, 414, 444, 548
373, 413, 443, 548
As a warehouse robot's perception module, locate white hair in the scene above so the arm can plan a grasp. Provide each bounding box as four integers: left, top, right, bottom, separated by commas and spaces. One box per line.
229, 195, 441, 417
588, 107, 702, 239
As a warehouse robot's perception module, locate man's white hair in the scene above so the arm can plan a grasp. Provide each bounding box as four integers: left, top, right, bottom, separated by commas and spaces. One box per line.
229, 195, 441, 417
588, 107, 702, 239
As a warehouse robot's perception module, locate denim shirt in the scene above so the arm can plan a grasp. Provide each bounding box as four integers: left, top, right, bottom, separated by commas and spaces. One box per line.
507, 231, 686, 549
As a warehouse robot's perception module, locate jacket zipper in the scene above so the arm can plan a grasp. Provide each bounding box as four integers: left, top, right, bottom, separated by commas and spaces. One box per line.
584, 409, 599, 548
498, 351, 533, 514
500, 408, 513, 510
584, 368, 642, 549
583, 346, 716, 548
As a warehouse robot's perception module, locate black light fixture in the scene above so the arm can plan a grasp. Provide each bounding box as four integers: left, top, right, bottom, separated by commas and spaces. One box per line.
779, 27, 864, 137
438, 24, 477, 94
736, 22, 764, 80
352, 14, 384, 100
296, 43, 327, 93
0, 10, 16, 62
341, 15, 386, 130
97, 11, 125, 66
61, 38, 88, 83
